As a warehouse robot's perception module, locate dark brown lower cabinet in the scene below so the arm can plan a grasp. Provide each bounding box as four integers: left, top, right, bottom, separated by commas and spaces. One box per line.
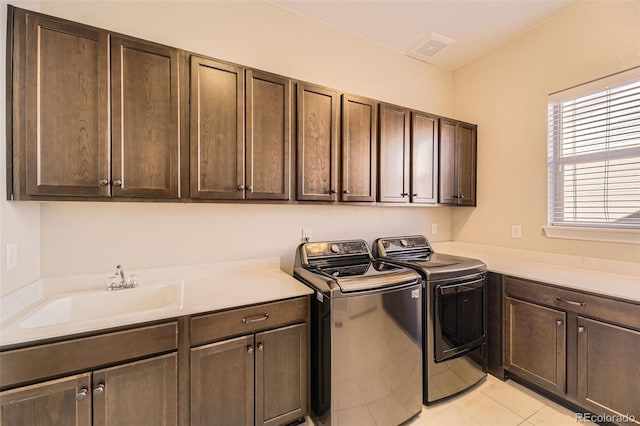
504, 297, 566, 394
503, 275, 640, 426
191, 323, 307, 426
0, 354, 177, 426
93, 354, 177, 426
0, 373, 92, 426
577, 317, 640, 425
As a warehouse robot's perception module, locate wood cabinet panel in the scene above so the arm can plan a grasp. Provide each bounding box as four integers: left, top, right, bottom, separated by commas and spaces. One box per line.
0, 322, 178, 389
505, 297, 566, 395
24, 13, 109, 197
190, 56, 244, 200
505, 276, 640, 330
378, 103, 410, 203
246, 70, 291, 200
457, 122, 477, 206
0, 373, 92, 426
256, 323, 308, 426
341, 94, 376, 202
111, 36, 179, 198
577, 317, 640, 424
296, 84, 338, 201
190, 335, 254, 426
439, 119, 477, 206
438, 119, 457, 205
190, 297, 309, 346
93, 354, 177, 426
410, 112, 438, 204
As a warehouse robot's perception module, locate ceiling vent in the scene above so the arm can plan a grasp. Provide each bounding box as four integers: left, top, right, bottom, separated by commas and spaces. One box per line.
407, 32, 455, 62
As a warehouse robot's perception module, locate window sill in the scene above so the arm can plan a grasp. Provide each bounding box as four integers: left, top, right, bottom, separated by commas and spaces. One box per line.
542, 226, 640, 245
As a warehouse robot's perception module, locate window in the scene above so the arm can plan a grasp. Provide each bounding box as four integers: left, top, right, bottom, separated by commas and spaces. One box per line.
547, 67, 640, 238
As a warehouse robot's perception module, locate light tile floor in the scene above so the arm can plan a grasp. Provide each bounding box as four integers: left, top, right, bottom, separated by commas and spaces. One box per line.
406, 375, 579, 426
304, 374, 581, 426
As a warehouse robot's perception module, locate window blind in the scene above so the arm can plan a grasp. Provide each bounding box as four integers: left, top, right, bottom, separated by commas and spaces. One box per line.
548, 67, 640, 229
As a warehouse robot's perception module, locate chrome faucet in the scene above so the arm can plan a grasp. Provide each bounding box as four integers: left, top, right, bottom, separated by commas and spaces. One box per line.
107, 264, 138, 291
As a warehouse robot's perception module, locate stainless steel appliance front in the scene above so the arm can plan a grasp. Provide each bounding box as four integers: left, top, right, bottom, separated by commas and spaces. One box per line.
314, 283, 423, 425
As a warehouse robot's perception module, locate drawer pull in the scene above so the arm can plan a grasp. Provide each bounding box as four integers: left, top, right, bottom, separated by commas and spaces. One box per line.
578, 326, 585, 333
93, 384, 105, 396
242, 313, 269, 324
556, 297, 586, 307
75, 388, 88, 401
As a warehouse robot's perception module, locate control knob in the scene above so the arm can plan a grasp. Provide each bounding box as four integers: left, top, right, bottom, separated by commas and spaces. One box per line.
400, 239, 408, 247
330, 244, 340, 254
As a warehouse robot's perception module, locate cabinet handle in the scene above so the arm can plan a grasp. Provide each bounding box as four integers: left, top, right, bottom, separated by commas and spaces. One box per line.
98, 179, 109, 187
343, 190, 350, 195
238, 185, 245, 190
75, 388, 89, 401
112, 179, 122, 187
329, 190, 337, 194
577, 326, 585, 333
247, 345, 254, 354
247, 185, 253, 192
412, 193, 418, 197
556, 319, 563, 326
257, 342, 263, 352
242, 313, 269, 324
556, 297, 586, 307
93, 384, 105, 396
401, 193, 409, 197
452, 194, 465, 199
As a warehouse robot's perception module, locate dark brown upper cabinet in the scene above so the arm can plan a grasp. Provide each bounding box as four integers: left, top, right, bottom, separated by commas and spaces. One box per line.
189, 56, 244, 200
340, 94, 376, 202
410, 112, 439, 204
378, 103, 410, 203
111, 36, 180, 199
9, 8, 181, 200
190, 58, 291, 201
296, 83, 339, 202
245, 70, 291, 201
16, 11, 110, 198
439, 118, 477, 206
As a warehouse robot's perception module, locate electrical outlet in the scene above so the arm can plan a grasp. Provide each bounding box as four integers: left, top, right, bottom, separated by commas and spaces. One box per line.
511, 225, 522, 239
431, 223, 438, 234
302, 228, 312, 243
6, 243, 18, 270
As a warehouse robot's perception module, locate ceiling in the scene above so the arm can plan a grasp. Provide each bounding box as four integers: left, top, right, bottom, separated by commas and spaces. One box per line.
270, 0, 579, 70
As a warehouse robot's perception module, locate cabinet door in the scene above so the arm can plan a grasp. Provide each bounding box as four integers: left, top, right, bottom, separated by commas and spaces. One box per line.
296, 83, 338, 201
24, 13, 109, 197
410, 111, 438, 204
191, 335, 254, 426
577, 317, 640, 424
438, 118, 457, 204
0, 373, 91, 426
190, 56, 244, 200
246, 70, 291, 200
93, 353, 177, 426
341, 94, 376, 202
378, 103, 410, 203
111, 36, 180, 198
256, 323, 308, 426
456, 122, 477, 206
504, 297, 566, 395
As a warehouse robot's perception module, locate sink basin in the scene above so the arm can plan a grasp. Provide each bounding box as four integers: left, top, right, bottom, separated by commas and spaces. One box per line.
19, 283, 183, 329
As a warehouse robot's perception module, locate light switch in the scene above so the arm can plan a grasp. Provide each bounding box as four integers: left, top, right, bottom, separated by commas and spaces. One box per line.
431, 223, 438, 234
511, 225, 522, 239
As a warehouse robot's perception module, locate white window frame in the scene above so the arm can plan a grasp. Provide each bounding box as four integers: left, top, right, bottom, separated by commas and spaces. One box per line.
543, 67, 640, 245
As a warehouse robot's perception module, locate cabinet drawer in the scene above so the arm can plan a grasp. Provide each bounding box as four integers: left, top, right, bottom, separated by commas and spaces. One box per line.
0, 321, 178, 390
505, 276, 640, 330
190, 297, 308, 346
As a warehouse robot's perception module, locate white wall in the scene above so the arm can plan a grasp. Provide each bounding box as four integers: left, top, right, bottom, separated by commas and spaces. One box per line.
452, 0, 640, 263
0, 0, 455, 292
0, 0, 41, 295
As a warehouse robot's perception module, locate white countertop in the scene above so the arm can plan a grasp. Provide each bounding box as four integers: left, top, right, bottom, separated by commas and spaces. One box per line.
0, 258, 313, 347
431, 242, 640, 302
